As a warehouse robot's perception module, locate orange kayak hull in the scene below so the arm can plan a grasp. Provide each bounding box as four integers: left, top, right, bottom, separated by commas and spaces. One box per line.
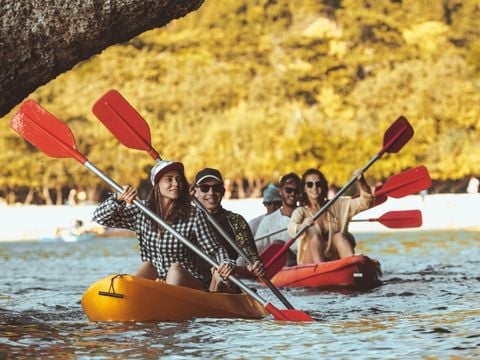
270, 255, 381, 289
81, 274, 268, 322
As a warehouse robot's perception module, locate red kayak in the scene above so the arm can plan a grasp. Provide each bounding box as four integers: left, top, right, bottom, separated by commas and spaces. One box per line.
268, 255, 381, 289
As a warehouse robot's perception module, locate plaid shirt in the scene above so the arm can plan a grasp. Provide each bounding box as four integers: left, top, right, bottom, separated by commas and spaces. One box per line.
92, 196, 235, 284
210, 208, 260, 263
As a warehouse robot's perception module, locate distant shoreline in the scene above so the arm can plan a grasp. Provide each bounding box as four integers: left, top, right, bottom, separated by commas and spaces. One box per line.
1, 193, 479, 242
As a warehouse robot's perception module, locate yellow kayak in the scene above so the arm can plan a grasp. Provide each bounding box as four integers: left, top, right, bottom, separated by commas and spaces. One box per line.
81, 274, 268, 322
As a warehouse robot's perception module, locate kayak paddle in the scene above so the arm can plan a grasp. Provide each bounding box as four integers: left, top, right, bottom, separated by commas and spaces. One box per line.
11, 99, 313, 322
255, 227, 286, 242
261, 116, 414, 279
372, 166, 431, 206
351, 210, 423, 229
91, 89, 307, 314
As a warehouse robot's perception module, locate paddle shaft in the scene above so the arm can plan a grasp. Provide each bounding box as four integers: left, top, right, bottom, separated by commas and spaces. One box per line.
83, 161, 271, 307
255, 228, 286, 242
351, 218, 381, 222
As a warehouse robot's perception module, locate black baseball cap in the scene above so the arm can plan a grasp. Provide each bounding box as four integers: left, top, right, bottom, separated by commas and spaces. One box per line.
195, 168, 224, 184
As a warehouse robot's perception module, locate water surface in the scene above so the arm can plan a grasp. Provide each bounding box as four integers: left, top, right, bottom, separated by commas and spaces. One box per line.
1, 231, 479, 358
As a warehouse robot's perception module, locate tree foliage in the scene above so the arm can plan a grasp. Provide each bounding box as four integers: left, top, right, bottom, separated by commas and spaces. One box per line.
1, 0, 479, 203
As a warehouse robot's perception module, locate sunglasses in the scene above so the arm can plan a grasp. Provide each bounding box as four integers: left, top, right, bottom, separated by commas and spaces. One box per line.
198, 184, 224, 193
283, 187, 299, 194
264, 201, 281, 206
306, 181, 322, 188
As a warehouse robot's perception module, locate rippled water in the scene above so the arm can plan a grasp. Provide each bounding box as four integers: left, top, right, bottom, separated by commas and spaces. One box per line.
1, 231, 479, 358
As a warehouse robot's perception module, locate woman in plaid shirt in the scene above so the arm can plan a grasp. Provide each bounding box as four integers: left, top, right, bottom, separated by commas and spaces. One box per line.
93, 160, 236, 290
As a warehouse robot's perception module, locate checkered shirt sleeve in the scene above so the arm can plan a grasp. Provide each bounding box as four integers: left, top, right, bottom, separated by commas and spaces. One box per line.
93, 195, 235, 281
92, 195, 140, 230
193, 208, 236, 266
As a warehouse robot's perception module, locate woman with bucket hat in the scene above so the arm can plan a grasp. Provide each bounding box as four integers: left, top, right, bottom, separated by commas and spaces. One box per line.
92, 160, 236, 290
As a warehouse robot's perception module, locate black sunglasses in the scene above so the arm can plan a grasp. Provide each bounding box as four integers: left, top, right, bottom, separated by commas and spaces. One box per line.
306, 181, 322, 188
283, 187, 299, 194
264, 201, 281, 206
198, 184, 224, 193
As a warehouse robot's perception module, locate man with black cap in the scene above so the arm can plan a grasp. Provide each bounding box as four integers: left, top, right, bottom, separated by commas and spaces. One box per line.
193, 168, 265, 290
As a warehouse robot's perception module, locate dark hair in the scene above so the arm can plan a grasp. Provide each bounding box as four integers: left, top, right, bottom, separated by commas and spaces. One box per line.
300, 168, 329, 207
279, 172, 301, 187
147, 171, 192, 230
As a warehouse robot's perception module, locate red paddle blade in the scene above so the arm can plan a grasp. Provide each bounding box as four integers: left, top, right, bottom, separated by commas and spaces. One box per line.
10, 100, 87, 164
260, 243, 288, 279
378, 210, 423, 228
381, 116, 414, 155
265, 303, 314, 322
92, 89, 159, 158
372, 184, 388, 206
376, 166, 431, 199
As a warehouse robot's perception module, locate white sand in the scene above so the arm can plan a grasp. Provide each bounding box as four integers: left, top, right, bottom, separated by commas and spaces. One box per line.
1, 193, 479, 241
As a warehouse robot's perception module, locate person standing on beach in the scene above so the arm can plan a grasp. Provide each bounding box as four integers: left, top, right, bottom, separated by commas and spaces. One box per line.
92, 160, 236, 291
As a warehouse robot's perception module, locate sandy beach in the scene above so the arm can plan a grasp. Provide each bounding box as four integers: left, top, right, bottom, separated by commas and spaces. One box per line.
1, 193, 479, 241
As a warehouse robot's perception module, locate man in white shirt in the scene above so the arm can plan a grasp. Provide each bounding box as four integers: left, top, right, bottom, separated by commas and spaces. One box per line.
248, 183, 282, 237
255, 173, 301, 262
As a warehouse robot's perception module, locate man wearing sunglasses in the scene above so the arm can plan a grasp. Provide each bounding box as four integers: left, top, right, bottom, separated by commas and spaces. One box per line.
193, 168, 265, 290
255, 173, 301, 265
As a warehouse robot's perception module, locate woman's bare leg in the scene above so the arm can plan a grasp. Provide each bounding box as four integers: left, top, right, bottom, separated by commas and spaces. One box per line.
209, 271, 222, 292
332, 233, 354, 258
166, 262, 203, 290
134, 261, 159, 280
299, 233, 326, 264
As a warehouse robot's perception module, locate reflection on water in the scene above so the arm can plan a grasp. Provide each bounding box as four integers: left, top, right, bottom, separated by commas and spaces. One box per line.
1, 232, 479, 358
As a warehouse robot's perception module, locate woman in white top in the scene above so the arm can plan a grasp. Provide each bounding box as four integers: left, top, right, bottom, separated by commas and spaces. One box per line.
288, 168, 373, 264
